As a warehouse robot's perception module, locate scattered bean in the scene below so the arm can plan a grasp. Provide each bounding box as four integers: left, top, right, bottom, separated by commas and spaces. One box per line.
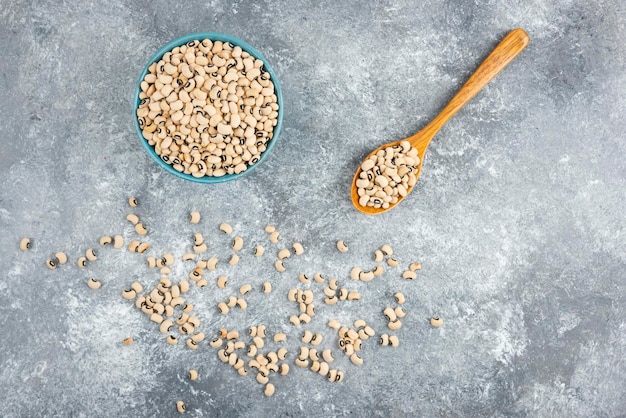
336, 240, 349, 253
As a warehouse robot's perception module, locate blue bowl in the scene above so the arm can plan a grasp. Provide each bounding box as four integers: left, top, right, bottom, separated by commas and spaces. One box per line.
133, 32, 283, 183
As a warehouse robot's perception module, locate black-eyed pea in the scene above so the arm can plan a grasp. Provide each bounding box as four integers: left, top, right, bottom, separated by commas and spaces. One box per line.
277, 347, 288, 360
373, 265, 384, 276
430, 317, 443, 327
45, 258, 57, 270
359, 270, 375, 282
256, 371, 269, 385
209, 337, 223, 348
19, 238, 32, 251
153, 303, 165, 315
191, 332, 205, 343
354, 319, 366, 329
254, 245, 265, 257
192, 233, 204, 246
159, 267, 171, 275
227, 296, 238, 308
189, 211, 200, 224
113, 235, 124, 249
236, 298, 247, 310
228, 253, 240, 265
313, 273, 325, 284
218, 349, 229, 363
350, 267, 362, 280
256, 324, 267, 338
289, 315, 300, 326
327, 368, 337, 382
328, 278, 338, 290
350, 353, 363, 366
274, 259, 286, 272
167, 335, 178, 345
306, 304, 315, 317
310, 333, 322, 346
287, 288, 297, 302
237, 367, 248, 377
358, 329, 369, 340
402, 270, 417, 280
323, 287, 336, 297
292, 242, 304, 255
137, 242, 150, 253
128, 240, 140, 253
234, 341, 245, 350
176, 313, 189, 325
267, 351, 279, 364
160, 319, 174, 334
262, 281, 272, 293
389, 335, 399, 347
295, 357, 309, 368
364, 326, 375, 337
269, 231, 280, 243
298, 313, 311, 324
239, 284, 252, 295
206, 257, 218, 270
383, 307, 397, 322
279, 363, 290, 376
253, 336, 265, 349
299, 273, 311, 284
186, 338, 198, 350
374, 249, 384, 263
54, 252, 67, 265
298, 346, 309, 360
126, 213, 139, 225
347, 291, 361, 301
182, 253, 195, 261
336, 240, 349, 253
325, 296, 338, 305
248, 325, 258, 337
128, 197, 138, 207
301, 330, 313, 344
179, 280, 190, 293
146, 256, 157, 268
217, 302, 229, 314
387, 257, 399, 268
310, 360, 320, 372
170, 296, 184, 307
176, 400, 186, 414
273, 333, 287, 343
228, 352, 238, 366
188, 369, 198, 381
130, 281, 143, 293
122, 289, 137, 300
264, 225, 275, 233
135, 222, 148, 235
409, 261, 422, 271
335, 370, 344, 382
302, 290, 313, 304
150, 313, 163, 324
388, 320, 402, 331
379, 333, 390, 346
394, 292, 406, 304
99, 235, 112, 246
85, 248, 97, 261
327, 319, 341, 330
231, 236, 244, 251
234, 358, 245, 370
381, 244, 393, 256
277, 248, 290, 260
87, 277, 101, 289
338, 288, 348, 301
247, 344, 258, 358
394, 306, 407, 318
162, 253, 176, 265
193, 243, 207, 253
347, 329, 359, 340
217, 275, 228, 289
219, 223, 233, 234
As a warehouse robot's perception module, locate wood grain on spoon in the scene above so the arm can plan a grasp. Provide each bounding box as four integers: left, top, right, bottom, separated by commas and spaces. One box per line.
352, 28, 530, 215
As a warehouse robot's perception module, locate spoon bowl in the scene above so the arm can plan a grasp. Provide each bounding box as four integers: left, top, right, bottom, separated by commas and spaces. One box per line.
352, 28, 530, 214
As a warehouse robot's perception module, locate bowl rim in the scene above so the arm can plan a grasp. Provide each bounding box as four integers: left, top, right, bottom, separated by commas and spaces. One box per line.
133, 32, 283, 184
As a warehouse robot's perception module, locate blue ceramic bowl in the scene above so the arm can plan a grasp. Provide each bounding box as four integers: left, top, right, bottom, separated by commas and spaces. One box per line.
133, 32, 283, 183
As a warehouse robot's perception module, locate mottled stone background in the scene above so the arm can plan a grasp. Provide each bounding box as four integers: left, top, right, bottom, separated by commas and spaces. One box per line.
1, 0, 624, 417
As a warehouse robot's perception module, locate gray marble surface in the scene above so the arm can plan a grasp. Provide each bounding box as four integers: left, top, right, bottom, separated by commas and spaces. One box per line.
1, 1, 625, 417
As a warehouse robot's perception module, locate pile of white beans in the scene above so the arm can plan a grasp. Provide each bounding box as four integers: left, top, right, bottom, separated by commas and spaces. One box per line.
136, 39, 279, 177
356, 140, 420, 209
19, 199, 446, 410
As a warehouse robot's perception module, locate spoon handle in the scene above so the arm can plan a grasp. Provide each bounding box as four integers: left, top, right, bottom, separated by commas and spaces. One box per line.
410, 28, 530, 145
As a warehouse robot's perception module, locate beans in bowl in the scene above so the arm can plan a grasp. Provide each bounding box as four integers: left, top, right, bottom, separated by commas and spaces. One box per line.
136, 39, 279, 178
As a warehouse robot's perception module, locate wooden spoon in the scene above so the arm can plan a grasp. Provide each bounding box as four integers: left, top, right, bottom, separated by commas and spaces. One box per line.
351, 28, 530, 214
